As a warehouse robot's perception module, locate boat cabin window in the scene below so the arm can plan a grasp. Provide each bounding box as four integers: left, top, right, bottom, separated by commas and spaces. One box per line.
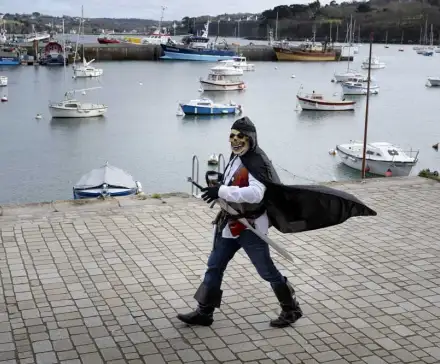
197, 102, 212, 106
65, 103, 78, 108
387, 149, 399, 156
366, 150, 375, 155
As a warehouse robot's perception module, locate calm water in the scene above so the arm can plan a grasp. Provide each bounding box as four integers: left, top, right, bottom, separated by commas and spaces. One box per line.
0, 44, 439, 204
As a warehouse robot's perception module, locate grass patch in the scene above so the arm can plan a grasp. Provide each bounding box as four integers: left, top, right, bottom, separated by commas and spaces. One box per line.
151, 193, 162, 199
418, 169, 440, 182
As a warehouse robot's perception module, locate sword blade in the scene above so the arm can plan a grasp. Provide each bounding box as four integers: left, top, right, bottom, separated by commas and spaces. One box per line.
217, 200, 294, 263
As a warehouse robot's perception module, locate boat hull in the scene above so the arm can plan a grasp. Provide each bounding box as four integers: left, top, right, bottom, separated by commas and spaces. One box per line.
361, 63, 385, 69
73, 187, 136, 199
336, 147, 416, 176
200, 80, 245, 91
273, 47, 336, 61
73, 68, 103, 77
428, 78, 440, 86
341, 84, 379, 95
160, 45, 236, 61
297, 96, 355, 111
97, 38, 120, 44
180, 104, 237, 115
0, 56, 20, 66
49, 105, 108, 118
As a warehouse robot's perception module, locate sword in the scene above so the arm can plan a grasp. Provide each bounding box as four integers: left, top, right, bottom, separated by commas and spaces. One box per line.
187, 177, 294, 263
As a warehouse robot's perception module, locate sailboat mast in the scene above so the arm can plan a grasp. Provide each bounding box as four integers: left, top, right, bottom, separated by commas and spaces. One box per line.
81, 6, 85, 61
361, 32, 373, 179
62, 19, 66, 94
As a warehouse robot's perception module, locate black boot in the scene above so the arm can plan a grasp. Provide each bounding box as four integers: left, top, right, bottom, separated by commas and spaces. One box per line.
270, 277, 303, 328
177, 283, 222, 327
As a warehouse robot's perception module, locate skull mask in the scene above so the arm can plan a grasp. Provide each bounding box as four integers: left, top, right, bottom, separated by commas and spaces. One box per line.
229, 129, 250, 156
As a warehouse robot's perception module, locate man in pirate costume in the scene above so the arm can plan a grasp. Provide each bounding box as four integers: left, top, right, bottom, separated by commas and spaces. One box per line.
177, 116, 376, 328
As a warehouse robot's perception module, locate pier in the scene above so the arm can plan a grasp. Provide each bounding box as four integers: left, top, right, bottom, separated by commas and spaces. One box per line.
1, 176, 440, 363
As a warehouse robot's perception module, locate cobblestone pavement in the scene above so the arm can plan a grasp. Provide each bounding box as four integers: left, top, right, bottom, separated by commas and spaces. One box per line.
1, 177, 440, 364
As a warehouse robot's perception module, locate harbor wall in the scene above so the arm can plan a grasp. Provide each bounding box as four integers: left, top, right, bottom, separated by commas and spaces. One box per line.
81, 44, 278, 62
19, 42, 351, 63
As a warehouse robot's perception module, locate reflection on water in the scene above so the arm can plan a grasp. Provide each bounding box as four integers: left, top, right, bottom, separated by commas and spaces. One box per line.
49, 117, 107, 130
181, 114, 237, 123
296, 110, 356, 123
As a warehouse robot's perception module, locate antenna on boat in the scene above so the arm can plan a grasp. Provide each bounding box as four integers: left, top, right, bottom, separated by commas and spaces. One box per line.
361, 32, 373, 179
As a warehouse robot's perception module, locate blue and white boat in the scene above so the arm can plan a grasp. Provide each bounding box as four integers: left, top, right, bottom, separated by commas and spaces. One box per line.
73, 162, 142, 199
179, 98, 242, 115
0, 46, 20, 66
160, 20, 236, 61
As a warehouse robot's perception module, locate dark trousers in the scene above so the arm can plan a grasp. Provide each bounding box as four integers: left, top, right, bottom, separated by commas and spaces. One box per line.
202, 229, 285, 291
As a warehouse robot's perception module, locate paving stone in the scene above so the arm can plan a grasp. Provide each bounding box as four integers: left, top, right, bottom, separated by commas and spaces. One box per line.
1, 178, 440, 364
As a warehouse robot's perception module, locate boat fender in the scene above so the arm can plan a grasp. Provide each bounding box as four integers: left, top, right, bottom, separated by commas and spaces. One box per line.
385, 169, 392, 177
328, 149, 336, 156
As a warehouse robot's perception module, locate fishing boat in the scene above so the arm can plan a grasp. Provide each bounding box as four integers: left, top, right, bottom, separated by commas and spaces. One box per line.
200, 65, 245, 91
218, 56, 255, 71
274, 41, 336, 61
361, 56, 385, 69
73, 162, 142, 199
336, 141, 419, 176
97, 33, 120, 44
160, 20, 236, 61
39, 41, 67, 66
341, 77, 380, 95
179, 98, 242, 115
0, 76, 7, 86
296, 89, 356, 111
0, 46, 20, 66
140, 6, 171, 45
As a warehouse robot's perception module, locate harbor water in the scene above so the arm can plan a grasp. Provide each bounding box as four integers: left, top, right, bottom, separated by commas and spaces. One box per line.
0, 44, 439, 204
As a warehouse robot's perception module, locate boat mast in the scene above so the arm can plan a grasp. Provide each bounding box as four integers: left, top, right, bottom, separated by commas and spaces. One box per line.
73, 7, 82, 67
62, 19, 66, 98
275, 11, 278, 41
361, 32, 373, 179
158, 6, 167, 35
81, 6, 85, 62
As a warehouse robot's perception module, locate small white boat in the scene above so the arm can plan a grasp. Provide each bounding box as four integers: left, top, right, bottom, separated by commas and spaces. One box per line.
0, 76, 7, 87
73, 58, 103, 78
218, 56, 255, 71
73, 162, 142, 199
49, 89, 108, 118
341, 77, 380, 95
336, 141, 419, 177
361, 56, 386, 69
435, 47, 440, 53
1, 95, 7, 102
333, 69, 367, 83
398, 48, 404, 52
200, 66, 245, 91
296, 90, 356, 111
208, 154, 219, 165
427, 77, 440, 86
179, 98, 242, 115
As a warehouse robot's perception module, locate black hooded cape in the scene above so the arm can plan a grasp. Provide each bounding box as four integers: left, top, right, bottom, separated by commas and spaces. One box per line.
229, 116, 377, 234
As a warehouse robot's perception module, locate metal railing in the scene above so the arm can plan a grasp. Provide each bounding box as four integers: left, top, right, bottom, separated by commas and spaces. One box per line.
191, 155, 200, 197
191, 153, 226, 197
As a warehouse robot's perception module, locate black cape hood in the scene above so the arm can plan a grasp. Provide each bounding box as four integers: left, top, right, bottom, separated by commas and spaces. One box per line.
229, 116, 377, 233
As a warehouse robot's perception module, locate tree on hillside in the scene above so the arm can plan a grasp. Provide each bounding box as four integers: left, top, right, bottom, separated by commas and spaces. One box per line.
357, 2, 372, 12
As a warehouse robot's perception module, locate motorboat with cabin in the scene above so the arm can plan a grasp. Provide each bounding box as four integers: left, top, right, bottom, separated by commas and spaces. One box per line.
296, 89, 356, 111
0, 76, 7, 86
361, 56, 385, 69
336, 141, 419, 176
73, 162, 142, 199
0, 45, 20, 66
200, 65, 245, 91
160, 20, 236, 61
341, 76, 380, 95
49, 89, 108, 118
179, 98, 242, 115
218, 56, 255, 71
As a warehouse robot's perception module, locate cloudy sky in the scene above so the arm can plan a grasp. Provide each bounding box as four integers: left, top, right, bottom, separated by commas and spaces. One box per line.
0, 0, 314, 20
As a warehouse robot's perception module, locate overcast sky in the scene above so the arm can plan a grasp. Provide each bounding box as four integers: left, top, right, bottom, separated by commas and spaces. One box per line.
0, 0, 322, 20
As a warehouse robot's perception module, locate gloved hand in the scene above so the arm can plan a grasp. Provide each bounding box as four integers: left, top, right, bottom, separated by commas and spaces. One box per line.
201, 185, 220, 203
205, 171, 223, 186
